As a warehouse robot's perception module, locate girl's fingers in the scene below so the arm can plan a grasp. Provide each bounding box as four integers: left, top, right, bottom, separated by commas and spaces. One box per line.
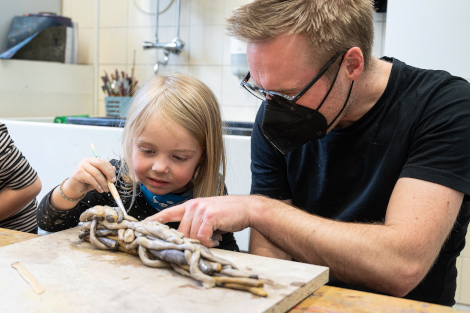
82, 162, 109, 193
89, 158, 116, 184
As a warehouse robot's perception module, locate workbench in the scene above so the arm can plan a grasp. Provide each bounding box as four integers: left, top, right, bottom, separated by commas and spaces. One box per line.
0, 227, 459, 313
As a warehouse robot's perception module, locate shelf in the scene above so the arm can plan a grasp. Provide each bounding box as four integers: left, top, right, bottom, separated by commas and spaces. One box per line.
0, 59, 94, 118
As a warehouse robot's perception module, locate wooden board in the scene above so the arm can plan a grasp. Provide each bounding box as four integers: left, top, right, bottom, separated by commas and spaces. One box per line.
0, 227, 328, 313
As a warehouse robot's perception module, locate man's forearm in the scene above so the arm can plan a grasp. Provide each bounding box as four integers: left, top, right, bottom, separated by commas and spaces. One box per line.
248, 194, 449, 297
249, 228, 292, 260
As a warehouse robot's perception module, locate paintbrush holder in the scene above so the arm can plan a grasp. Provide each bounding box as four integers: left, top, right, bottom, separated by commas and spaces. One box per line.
105, 97, 133, 118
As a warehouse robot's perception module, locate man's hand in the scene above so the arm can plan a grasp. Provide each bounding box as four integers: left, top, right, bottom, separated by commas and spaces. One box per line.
145, 195, 256, 247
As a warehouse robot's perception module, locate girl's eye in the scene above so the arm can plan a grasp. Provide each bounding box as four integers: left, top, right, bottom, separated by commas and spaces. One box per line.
173, 155, 188, 162
140, 147, 154, 154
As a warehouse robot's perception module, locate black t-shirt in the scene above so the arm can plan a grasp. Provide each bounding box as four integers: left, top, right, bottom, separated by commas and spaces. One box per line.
250, 57, 470, 306
37, 160, 239, 252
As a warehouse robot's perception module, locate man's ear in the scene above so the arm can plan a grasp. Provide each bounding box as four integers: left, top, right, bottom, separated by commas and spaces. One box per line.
344, 47, 364, 81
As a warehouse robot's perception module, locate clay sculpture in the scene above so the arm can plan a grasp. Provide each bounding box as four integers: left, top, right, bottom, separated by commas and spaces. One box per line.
78, 205, 267, 297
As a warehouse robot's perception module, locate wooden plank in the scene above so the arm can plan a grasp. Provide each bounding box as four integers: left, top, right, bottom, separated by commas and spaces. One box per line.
290, 286, 459, 313
0, 227, 328, 313
0, 228, 39, 248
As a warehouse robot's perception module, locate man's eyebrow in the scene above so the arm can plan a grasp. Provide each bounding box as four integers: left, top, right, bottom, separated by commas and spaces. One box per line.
252, 79, 299, 94
256, 83, 299, 94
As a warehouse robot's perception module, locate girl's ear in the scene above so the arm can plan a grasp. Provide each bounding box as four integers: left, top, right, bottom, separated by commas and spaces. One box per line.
198, 154, 205, 164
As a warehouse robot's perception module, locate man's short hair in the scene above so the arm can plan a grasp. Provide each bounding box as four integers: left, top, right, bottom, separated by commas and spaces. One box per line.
227, 0, 375, 70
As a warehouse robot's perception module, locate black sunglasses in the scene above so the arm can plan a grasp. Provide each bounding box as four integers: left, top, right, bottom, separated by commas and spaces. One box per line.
241, 52, 344, 111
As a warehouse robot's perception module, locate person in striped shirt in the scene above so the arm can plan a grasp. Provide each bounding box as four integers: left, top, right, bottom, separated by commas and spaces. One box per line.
0, 122, 42, 233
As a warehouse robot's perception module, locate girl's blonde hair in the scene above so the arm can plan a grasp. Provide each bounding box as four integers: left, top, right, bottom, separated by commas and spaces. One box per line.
120, 73, 226, 200
227, 0, 375, 70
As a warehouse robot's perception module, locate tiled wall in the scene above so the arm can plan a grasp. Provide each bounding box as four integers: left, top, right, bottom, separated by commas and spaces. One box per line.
62, 0, 387, 122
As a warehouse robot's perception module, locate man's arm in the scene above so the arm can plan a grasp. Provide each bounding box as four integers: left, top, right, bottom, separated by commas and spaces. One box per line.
0, 177, 42, 221
147, 177, 462, 297
249, 177, 462, 297
249, 199, 292, 260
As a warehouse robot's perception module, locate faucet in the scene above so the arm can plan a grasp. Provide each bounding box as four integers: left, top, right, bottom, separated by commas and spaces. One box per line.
142, 0, 185, 73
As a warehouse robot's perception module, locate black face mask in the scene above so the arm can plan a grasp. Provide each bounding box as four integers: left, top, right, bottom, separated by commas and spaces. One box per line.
261, 81, 354, 154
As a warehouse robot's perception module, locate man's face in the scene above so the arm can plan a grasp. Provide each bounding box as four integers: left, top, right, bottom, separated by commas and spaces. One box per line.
247, 34, 348, 128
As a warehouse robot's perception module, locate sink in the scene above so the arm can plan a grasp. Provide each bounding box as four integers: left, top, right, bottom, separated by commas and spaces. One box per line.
64, 117, 253, 136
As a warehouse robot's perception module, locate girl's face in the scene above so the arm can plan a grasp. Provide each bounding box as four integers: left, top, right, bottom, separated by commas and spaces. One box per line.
132, 117, 204, 195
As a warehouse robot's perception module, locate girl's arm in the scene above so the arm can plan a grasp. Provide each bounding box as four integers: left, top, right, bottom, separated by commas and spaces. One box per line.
38, 158, 118, 232
37, 182, 117, 232
49, 157, 117, 210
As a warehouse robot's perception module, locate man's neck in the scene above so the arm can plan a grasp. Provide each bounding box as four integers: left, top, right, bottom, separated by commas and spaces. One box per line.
335, 58, 393, 129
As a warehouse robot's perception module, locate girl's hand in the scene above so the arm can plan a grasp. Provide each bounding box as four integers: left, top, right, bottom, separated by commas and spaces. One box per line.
62, 157, 117, 199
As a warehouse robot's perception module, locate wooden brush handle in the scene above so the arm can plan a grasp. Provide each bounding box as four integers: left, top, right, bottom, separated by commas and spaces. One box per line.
107, 181, 120, 200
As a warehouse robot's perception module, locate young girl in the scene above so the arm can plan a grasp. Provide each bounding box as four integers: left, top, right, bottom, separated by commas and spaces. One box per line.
37, 73, 238, 251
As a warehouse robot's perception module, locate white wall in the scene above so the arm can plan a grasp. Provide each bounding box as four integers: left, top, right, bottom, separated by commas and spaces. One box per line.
384, 0, 470, 81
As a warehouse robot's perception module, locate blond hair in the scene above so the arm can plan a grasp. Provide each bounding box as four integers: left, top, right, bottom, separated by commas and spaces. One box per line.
227, 0, 375, 70
120, 73, 226, 201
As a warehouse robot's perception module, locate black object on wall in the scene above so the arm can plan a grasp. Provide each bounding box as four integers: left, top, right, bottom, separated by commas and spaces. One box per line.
374, 0, 387, 12
12, 26, 67, 62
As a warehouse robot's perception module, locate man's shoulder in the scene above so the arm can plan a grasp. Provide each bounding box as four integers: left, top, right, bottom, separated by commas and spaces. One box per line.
392, 57, 468, 90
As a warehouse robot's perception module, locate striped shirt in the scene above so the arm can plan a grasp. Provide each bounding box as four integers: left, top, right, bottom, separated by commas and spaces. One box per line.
0, 123, 38, 233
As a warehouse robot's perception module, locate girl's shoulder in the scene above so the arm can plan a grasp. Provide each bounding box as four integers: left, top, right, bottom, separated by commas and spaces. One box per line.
111, 159, 137, 192
109, 159, 122, 170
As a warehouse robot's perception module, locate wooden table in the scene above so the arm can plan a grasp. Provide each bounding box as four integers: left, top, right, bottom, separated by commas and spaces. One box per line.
0, 227, 40, 247
0, 228, 459, 313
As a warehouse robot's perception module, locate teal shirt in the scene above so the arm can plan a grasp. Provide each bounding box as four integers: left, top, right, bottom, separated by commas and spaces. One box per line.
140, 183, 192, 211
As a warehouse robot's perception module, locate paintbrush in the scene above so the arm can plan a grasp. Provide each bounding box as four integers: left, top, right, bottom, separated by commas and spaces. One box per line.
90, 143, 127, 219
131, 50, 136, 96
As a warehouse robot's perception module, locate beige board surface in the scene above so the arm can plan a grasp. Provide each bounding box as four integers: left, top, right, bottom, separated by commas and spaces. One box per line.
0, 227, 328, 313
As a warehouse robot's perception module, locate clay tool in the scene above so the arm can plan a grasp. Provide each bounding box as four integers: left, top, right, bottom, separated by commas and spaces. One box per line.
11, 262, 45, 295
90, 143, 127, 221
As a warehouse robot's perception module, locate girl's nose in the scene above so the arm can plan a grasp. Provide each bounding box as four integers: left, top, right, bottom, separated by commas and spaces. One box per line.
152, 157, 170, 174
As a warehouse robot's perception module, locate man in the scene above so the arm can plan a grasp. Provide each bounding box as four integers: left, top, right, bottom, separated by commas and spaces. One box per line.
147, 0, 470, 306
